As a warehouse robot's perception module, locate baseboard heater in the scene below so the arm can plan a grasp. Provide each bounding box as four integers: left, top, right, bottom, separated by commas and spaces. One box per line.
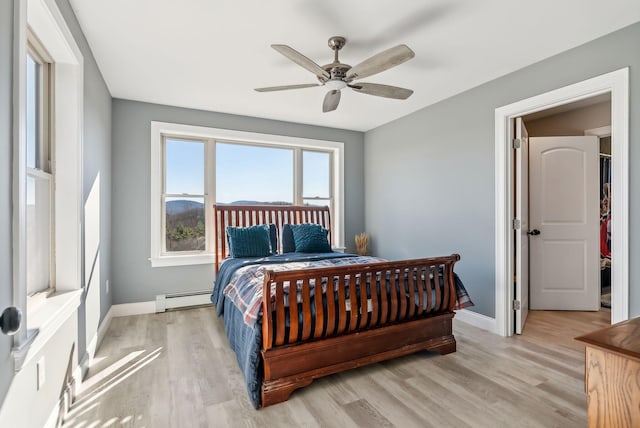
155, 290, 212, 312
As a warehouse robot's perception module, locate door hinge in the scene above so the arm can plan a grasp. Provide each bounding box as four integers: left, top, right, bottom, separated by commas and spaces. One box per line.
513, 300, 521, 310
512, 138, 521, 149
512, 219, 521, 230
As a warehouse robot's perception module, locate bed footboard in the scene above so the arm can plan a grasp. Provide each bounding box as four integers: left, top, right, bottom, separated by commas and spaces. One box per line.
260, 254, 460, 406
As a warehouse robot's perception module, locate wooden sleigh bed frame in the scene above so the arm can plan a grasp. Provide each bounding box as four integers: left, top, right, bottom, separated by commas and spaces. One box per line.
214, 204, 460, 407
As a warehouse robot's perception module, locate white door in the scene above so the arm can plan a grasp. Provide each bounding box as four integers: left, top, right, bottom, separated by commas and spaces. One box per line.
515, 118, 529, 334
529, 136, 600, 310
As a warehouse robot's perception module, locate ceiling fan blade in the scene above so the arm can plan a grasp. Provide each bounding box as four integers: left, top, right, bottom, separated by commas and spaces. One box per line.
350, 82, 413, 99
255, 83, 320, 92
322, 90, 341, 112
346, 45, 415, 80
272, 45, 330, 80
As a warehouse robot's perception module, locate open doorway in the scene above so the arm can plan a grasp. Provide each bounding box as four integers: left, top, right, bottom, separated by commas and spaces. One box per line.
494, 68, 629, 337
516, 94, 612, 334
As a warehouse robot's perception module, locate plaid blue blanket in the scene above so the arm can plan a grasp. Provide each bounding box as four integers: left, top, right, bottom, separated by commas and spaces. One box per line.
224, 255, 384, 326
220, 254, 473, 327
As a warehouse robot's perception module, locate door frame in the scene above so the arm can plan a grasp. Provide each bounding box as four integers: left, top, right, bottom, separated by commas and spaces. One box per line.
494, 68, 629, 336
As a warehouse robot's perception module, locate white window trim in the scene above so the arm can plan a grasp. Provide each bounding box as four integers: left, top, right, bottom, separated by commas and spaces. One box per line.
150, 121, 345, 267
12, 0, 84, 371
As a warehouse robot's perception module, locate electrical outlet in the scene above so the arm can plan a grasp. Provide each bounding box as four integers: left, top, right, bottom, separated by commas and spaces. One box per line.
106, 279, 110, 294
37, 356, 45, 390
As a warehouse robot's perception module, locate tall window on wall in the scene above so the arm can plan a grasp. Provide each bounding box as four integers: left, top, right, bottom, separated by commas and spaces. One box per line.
11, 0, 84, 367
163, 137, 206, 253
26, 37, 54, 301
151, 123, 343, 267
302, 150, 331, 209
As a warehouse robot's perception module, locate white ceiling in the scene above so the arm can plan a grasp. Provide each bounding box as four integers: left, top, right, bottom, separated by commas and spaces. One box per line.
69, 0, 640, 132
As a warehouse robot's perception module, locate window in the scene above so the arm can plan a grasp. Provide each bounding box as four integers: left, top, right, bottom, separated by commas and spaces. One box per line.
12, 0, 85, 370
215, 143, 333, 208
163, 138, 206, 253
26, 38, 54, 301
216, 142, 294, 205
302, 150, 331, 208
150, 123, 344, 267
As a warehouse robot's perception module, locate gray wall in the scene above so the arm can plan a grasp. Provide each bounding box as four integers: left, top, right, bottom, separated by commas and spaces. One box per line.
525, 101, 611, 136
111, 100, 365, 304
0, 0, 15, 403
365, 22, 640, 319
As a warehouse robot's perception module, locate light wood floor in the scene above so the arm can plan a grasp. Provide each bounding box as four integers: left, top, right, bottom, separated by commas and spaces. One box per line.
63, 308, 610, 428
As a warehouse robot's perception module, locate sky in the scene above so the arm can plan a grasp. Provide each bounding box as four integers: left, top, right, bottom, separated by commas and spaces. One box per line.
165, 139, 330, 203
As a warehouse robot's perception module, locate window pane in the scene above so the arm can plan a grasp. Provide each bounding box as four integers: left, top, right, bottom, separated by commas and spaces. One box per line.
216, 143, 293, 205
26, 54, 39, 169
303, 198, 331, 207
165, 139, 204, 195
26, 174, 51, 295
165, 197, 205, 252
303, 151, 330, 198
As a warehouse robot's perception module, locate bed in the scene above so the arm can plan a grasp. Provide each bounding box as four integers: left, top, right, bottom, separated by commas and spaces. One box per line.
210, 204, 472, 408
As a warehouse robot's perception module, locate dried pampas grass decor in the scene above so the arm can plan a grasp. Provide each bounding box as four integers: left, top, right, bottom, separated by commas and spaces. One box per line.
355, 233, 369, 256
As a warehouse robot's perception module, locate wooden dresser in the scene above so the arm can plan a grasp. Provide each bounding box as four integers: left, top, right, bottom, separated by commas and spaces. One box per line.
575, 317, 640, 428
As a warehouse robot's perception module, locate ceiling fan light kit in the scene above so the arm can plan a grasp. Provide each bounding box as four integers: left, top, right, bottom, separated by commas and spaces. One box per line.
255, 36, 415, 112
325, 79, 347, 91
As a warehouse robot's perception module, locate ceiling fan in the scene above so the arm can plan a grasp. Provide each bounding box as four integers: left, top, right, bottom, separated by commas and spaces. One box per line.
255, 36, 415, 112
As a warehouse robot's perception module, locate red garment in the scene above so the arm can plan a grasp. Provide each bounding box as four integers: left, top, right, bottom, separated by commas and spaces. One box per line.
600, 214, 611, 258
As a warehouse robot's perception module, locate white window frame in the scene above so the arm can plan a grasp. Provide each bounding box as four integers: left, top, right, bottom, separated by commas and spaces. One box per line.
150, 122, 345, 267
12, 0, 84, 371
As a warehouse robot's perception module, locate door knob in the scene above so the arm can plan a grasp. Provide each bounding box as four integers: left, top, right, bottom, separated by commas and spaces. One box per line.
0, 306, 22, 335
528, 229, 541, 236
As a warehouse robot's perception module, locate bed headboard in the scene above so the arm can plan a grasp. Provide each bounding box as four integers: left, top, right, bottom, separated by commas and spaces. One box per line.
213, 204, 332, 272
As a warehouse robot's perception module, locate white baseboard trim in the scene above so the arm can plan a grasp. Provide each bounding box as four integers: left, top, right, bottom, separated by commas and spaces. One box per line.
85, 334, 98, 365
73, 351, 90, 389
73, 305, 115, 389
111, 301, 156, 317
97, 306, 114, 347
454, 309, 497, 333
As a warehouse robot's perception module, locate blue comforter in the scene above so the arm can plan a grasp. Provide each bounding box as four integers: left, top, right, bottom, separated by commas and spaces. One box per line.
211, 252, 355, 408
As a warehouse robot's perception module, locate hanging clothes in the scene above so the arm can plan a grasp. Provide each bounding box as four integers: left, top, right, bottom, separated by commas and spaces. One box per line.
599, 156, 612, 260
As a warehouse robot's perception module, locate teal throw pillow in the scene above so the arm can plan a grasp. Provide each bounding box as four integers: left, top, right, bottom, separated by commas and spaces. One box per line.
290, 223, 332, 253
226, 224, 272, 258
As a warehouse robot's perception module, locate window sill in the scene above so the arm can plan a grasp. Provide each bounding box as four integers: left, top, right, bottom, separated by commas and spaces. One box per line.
13, 289, 83, 371
150, 253, 214, 267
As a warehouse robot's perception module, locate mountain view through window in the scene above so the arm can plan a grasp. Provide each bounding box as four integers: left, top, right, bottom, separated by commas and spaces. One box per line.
164, 139, 331, 253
